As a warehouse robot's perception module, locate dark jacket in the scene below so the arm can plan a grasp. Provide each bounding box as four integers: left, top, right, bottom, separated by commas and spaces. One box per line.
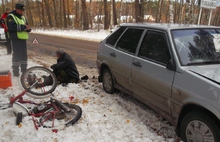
51, 52, 79, 81
6, 10, 29, 39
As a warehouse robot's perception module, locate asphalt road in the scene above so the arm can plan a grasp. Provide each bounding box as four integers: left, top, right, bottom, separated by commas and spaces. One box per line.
27, 33, 100, 68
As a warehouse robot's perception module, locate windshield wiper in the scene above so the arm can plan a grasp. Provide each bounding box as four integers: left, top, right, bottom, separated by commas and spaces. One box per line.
187, 61, 220, 66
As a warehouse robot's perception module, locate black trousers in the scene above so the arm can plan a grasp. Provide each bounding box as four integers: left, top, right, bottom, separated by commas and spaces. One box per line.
53, 69, 78, 83
5, 32, 11, 54
11, 39, 27, 76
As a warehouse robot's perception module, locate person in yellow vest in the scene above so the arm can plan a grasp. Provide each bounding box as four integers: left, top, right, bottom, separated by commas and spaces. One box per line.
6, 2, 31, 77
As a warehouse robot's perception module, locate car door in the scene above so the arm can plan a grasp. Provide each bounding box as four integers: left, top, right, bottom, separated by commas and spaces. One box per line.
110, 28, 144, 91
131, 30, 175, 114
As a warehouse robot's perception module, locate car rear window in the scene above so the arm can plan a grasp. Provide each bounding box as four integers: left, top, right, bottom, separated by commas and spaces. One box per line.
116, 28, 144, 54
106, 27, 126, 46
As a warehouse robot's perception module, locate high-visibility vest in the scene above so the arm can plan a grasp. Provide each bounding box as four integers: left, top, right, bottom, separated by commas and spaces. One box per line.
8, 14, 28, 39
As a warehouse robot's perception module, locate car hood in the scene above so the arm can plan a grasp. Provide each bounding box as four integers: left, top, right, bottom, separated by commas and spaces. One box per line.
188, 65, 220, 84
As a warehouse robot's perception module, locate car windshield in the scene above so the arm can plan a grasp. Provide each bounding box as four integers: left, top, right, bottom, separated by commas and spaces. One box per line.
172, 28, 220, 66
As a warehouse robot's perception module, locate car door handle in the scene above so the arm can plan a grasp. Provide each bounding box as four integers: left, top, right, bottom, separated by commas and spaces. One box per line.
110, 52, 116, 57
132, 62, 142, 67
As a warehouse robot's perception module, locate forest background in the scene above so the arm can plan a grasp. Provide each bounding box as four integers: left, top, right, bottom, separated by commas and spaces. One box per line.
0, 0, 220, 31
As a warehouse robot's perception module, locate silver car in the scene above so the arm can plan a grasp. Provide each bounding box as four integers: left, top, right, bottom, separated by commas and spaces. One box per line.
0, 27, 6, 44
96, 23, 220, 142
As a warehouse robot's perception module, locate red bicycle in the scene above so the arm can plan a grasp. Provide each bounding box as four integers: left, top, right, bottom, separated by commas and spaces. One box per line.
0, 66, 82, 130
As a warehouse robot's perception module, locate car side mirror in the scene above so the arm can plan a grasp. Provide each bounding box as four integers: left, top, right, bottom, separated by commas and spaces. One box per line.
166, 59, 176, 71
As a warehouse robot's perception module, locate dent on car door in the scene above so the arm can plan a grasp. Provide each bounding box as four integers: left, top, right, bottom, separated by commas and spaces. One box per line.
111, 28, 144, 91
131, 31, 175, 114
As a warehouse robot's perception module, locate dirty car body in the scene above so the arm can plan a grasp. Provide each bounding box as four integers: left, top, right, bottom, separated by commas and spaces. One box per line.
0, 27, 6, 44
96, 23, 220, 142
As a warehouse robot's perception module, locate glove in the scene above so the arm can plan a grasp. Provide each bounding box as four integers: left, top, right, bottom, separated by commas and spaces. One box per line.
24, 28, 31, 32
26, 29, 31, 32
50, 64, 56, 69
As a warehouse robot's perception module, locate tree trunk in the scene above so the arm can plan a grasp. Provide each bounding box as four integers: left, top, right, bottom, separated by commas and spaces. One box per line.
89, 0, 93, 29
44, 0, 53, 28
213, 8, 220, 26
159, 0, 164, 23
155, 0, 161, 23
97, 0, 102, 31
135, 0, 141, 22
25, 0, 34, 26
41, 0, 46, 27
74, 0, 80, 29
62, 0, 67, 28
36, 0, 42, 27
112, 0, 117, 25
59, 0, 63, 28
81, 0, 89, 30
192, 0, 198, 24
2, 0, 5, 14
52, 0, 58, 28
67, 0, 71, 27
185, 0, 191, 24
174, 0, 178, 23
11, 0, 15, 10
103, 0, 109, 29
179, 0, 184, 23
140, 0, 144, 22
169, 0, 174, 23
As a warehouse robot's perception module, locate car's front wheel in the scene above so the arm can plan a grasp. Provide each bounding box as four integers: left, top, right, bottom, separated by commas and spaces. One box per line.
180, 111, 220, 142
102, 68, 114, 94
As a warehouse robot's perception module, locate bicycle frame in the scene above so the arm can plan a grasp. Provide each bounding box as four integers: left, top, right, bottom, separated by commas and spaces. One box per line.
9, 78, 46, 106
7, 80, 62, 130
0, 66, 82, 131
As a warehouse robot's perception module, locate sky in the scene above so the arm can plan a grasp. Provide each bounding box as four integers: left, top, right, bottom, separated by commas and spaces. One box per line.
0, 29, 181, 142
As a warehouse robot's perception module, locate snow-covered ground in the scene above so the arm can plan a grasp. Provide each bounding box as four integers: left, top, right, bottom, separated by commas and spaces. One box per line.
0, 29, 180, 142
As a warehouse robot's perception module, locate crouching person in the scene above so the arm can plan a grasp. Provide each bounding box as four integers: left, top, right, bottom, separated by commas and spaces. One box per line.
51, 48, 80, 84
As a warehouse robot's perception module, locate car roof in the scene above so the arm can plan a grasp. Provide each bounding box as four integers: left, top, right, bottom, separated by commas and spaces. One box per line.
120, 23, 220, 31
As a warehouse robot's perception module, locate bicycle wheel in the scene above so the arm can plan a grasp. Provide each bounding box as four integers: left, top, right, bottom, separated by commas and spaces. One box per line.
20, 66, 57, 99
39, 104, 82, 128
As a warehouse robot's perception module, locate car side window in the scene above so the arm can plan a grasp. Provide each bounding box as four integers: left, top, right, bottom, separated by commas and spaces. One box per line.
116, 28, 144, 54
106, 27, 126, 46
138, 31, 171, 65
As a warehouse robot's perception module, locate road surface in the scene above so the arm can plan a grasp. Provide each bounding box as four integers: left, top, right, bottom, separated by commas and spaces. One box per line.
27, 33, 99, 68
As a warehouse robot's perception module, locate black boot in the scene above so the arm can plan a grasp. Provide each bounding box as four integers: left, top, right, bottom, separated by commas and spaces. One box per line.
12, 65, 19, 77
21, 63, 27, 74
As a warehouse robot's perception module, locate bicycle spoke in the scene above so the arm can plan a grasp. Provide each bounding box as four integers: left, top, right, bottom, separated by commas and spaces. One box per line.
39, 103, 82, 129
20, 66, 57, 98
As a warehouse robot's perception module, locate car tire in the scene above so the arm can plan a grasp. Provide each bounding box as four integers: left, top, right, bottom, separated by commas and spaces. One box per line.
102, 68, 114, 94
180, 111, 220, 142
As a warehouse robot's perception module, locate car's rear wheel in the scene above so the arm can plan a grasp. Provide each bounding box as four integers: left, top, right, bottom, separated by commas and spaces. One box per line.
102, 68, 114, 94
180, 111, 220, 142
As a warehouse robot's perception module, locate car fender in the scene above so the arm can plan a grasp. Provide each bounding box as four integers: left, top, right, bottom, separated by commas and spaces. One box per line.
181, 97, 220, 119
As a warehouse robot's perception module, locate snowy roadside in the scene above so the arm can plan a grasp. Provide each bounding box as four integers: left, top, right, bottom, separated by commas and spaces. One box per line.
32, 28, 111, 42
0, 33, 180, 141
